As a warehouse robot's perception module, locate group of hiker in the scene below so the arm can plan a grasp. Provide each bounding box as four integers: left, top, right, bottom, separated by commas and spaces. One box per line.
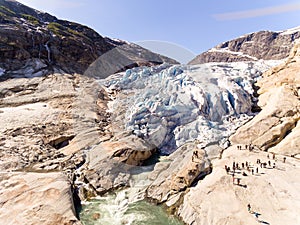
236, 144, 255, 151
224, 144, 290, 187
225, 144, 289, 223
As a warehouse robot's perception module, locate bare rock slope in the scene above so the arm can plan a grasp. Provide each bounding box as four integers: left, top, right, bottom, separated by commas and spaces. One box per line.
189, 27, 300, 64
230, 40, 300, 158
177, 146, 300, 225
0, 172, 81, 225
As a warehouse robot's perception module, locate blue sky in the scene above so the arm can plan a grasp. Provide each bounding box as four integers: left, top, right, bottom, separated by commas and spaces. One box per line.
18, 0, 300, 63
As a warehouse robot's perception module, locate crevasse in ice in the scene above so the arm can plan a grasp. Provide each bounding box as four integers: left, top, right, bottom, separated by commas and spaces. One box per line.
104, 61, 281, 154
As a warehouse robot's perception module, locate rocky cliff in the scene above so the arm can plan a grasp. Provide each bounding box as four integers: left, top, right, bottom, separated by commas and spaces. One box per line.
230, 40, 300, 158
189, 27, 300, 64
0, 0, 177, 80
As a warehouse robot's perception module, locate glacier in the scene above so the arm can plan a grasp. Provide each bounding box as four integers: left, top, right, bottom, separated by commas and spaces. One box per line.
0, 67, 5, 77
102, 61, 282, 155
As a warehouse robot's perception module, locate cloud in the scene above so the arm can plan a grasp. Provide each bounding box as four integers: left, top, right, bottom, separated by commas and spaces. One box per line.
18, 0, 84, 10
213, 2, 300, 21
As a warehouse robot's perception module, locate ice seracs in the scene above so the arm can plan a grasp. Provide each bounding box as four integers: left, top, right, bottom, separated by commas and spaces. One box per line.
0, 67, 5, 77
104, 60, 283, 154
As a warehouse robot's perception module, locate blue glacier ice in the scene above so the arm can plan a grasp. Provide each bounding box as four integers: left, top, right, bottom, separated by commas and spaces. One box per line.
104, 61, 281, 154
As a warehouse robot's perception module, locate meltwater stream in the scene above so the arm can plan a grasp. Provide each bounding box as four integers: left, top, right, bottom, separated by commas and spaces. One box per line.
79, 196, 183, 225
79, 166, 183, 225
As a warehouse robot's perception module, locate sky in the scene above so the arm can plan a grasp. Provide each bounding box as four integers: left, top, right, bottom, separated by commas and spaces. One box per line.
17, 0, 300, 63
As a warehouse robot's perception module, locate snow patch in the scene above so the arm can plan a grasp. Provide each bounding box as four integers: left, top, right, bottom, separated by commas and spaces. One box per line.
109, 38, 132, 45
280, 26, 300, 35
208, 48, 258, 60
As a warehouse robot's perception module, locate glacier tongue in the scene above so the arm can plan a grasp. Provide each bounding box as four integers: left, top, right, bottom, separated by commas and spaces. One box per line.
104, 61, 281, 155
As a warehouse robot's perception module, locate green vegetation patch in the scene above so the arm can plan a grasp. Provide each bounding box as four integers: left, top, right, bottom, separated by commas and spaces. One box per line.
47, 22, 66, 36
0, 12, 6, 17
21, 14, 40, 25
47, 22, 85, 38
0, 6, 16, 15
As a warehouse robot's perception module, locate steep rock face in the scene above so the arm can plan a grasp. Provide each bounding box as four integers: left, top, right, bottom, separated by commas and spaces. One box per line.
230, 41, 300, 157
0, 172, 81, 225
0, 0, 177, 79
146, 142, 211, 208
189, 28, 300, 64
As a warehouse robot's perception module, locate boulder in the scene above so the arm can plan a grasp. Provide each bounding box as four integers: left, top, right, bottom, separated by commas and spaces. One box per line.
82, 135, 156, 194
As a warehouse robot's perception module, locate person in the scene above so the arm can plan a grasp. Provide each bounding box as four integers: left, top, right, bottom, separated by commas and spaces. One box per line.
192, 151, 198, 162
247, 204, 251, 212
193, 150, 198, 158
256, 167, 258, 174
242, 162, 244, 169
283, 157, 286, 163
251, 169, 254, 175
272, 153, 275, 160
237, 178, 241, 185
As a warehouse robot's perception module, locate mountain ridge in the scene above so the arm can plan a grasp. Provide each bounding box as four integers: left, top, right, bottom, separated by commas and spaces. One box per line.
0, 0, 178, 80
189, 28, 300, 64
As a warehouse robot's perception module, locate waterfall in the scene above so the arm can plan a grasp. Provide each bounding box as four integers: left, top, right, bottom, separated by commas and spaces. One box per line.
44, 41, 51, 63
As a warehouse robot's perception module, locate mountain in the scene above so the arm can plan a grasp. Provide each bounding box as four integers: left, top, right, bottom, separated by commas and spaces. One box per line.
189, 27, 300, 64
1, 1, 300, 225
0, 0, 177, 80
